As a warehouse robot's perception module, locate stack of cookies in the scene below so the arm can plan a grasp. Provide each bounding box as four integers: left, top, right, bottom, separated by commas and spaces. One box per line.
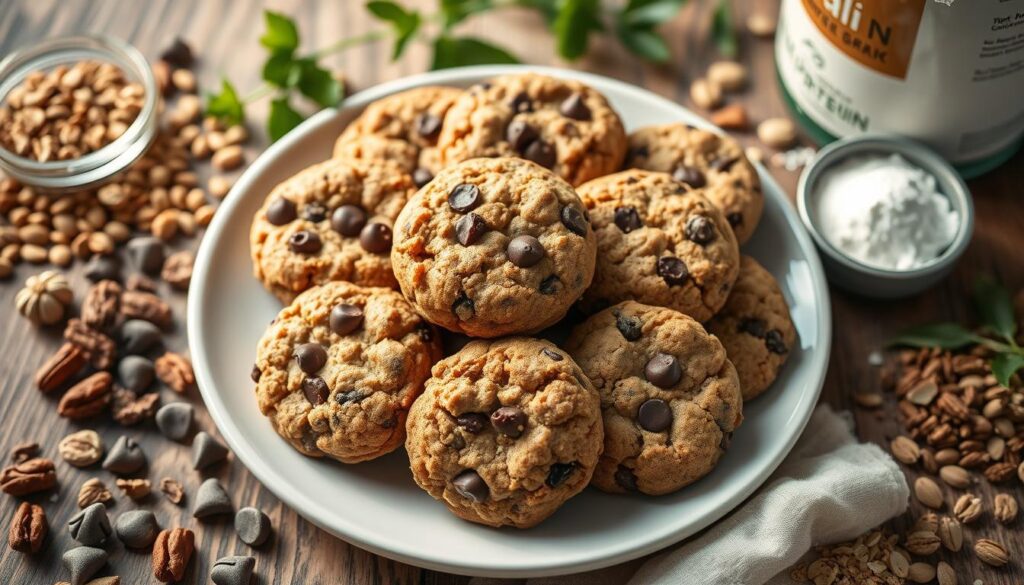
248, 73, 797, 529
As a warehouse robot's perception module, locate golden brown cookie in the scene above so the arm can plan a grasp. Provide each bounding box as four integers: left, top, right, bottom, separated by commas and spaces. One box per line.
405, 337, 603, 528
576, 169, 740, 322
626, 123, 763, 244
253, 281, 442, 463
566, 301, 743, 496
436, 73, 627, 186
391, 157, 596, 337
250, 158, 415, 303
707, 256, 796, 401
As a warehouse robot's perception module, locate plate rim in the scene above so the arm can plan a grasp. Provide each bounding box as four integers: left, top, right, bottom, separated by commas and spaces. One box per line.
187, 64, 832, 578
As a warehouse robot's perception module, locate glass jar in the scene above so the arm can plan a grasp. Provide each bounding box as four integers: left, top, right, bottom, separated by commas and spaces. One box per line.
0, 35, 158, 191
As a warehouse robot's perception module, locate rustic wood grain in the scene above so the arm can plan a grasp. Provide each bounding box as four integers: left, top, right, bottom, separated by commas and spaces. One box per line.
0, 0, 1021, 583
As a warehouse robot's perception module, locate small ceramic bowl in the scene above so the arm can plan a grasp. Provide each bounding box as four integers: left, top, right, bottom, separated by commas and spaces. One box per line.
796, 134, 974, 299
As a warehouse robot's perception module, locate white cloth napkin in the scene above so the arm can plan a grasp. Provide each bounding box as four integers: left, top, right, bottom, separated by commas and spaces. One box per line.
470, 405, 909, 585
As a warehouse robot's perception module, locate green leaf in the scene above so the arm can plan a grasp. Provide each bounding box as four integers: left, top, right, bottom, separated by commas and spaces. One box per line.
430, 36, 520, 70
260, 10, 300, 54
621, 0, 686, 27
616, 23, 670, 62
972, 277, 1017, 343
992, 352, 1024, 388
440, 0, 493, 28
553, 0, 604, 60
888, 322, 985, 350
366, 1, 422, 59
262, 51, 302, 88
711, 0, 737, 58
268, 97, 305, 142
296, 59, 343, 108
205, 79, 245, 126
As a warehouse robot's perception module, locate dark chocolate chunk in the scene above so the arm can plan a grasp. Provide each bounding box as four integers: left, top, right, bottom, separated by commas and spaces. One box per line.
294, 343, 327, 374
645, 353, 681, 388
490, 406, 527, 438
455, 213, 487, 246
656, 256, 688, 286
685, 215, 716, 244
614, 465, 638, 492
614, 206, 642, 233
523, 140, 556, 169
331, 204, 367, 237
359, 222, 392, 253
448, 183, 481, 213
414, 112, 442, 139
302, 202, 327, 223
507, 235, 545, 267
541, 348, 563, 361
765, 329, 788, 354
456, 413, 488, 434
452, 293, 475, 320
412, 168, 433, 188
739, 317, 767, 338
672, 165, 706, 188
301, 377, 329, 405
506, 119, 538, 152
560, 206, 588, 236
637, 398, 672, 432
267, 198, 297, 225
330, 304, 364, 336
539, 275, 561, 295
559, 92, 591, 120
614, 311, 642, 341
288, 230, 322, 254
546, 462, 576, 487
452, 469, 489, 502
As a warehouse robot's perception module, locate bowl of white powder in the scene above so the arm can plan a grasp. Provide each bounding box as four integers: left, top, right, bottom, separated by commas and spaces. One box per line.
796, 134, 973, 298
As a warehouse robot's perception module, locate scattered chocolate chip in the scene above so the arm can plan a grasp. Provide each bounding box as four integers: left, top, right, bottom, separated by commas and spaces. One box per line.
448, 183, 481, 213
614, 311, 642, 341
614, 466, 638, 492
294, 343, 327, 374
212, 555, 256, 585
102, 436, 145, 475
685, 215, 716, 244
710, 156, 738, 172
672, 165, 707, 188
638, 399, 672, 432
84, 255, 122, 282
455, 213, 488, 246
765, 330, 788, 354
301, 376, 329, 406
117, 355, 154, 392
727, 211, 743, 227
524, 140, 556, 169
288, 230, 322, 254
119, 319, 162, 355
506, 119, 539, 152
546, 462, 576, 487
541, 348, 563, 361
302, 202, 327, 223
739, 317, 767, 338
192, 431, 229, 471
193, 478, 233, 519
559, 92, 591, 120
614, 206, 642, 233
160, 38, 193, 68
266, 198, 297, 226
560, 206, 588, 236
412, 167, 433, 188
645, 353, 682, 388
155, 402, 194, 442
62, 545, 107, 585
490, 406, 527, 438
452, 293, 475, 320
68, 503, 112, 546
456, 413, 488, 433
452, 469, 488, 502
539, 275, 561, 295
330, 204, 367, 237
127, 236, 167, 275
334, 390, 364, 404
507, 235, 545, 267
250, 364, 261, 383
115, 509, 159, 548
415, 112, 442, 139
359, 222, 392, 253
508, 91, 532, 113
656, 256, 688, 285
234, 507, 272, 546
330, 304, 364, 336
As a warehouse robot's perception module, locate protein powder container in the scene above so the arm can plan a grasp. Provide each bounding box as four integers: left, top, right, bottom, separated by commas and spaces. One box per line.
775, 0, 1024, 177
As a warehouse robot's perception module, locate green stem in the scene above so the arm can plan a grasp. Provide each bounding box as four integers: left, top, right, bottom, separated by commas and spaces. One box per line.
242, 83, 276, 104
311, 29, 387, 59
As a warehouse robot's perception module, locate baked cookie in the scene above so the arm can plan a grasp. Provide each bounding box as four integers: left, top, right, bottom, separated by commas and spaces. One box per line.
565, 301, 743, 496
391, 157, 597, 337
436, 73, 627, 186
333, 86, 463, 185
405, 337, 602, 528
626, 123, 763, 244
576, 169, 740, 322
707, 256, 796, 401
253, 281, 442, 463
250, 158, 415, 303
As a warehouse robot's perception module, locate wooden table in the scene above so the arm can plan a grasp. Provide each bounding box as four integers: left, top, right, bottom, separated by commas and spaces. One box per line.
1, 1, 1021, 583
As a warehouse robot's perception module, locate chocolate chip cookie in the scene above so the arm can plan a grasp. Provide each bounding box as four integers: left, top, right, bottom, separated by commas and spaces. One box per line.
405, 337, 602, 528
707, 256, 796, 401
436, 73, 627, 186
333, 86, 463, 185
576, 169, 740, 322
253, 281, 442, 463
391, 157, 596, 337
565, 301, 743, 496
626, 123, 763, 244
250, 158, 416, 303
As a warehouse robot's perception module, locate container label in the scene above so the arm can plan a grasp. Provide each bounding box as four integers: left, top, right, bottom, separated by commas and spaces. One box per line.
799, 0, 926, 78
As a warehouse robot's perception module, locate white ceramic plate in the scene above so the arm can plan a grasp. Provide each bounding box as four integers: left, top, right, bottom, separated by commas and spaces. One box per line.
188, 65, 831, 578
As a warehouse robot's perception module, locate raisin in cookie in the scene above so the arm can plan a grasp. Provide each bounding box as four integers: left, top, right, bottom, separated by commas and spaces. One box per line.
405, 337, 602, 528
576, 169, 739, 322
253, 281, 442, 463
436, 73, 627, 186
566, 301, 743, 496
250, 158, 415, 303
333, 86, 463, 185
391, 157, 596, 338
627, 123, 763, 244
707, 256, 796, 401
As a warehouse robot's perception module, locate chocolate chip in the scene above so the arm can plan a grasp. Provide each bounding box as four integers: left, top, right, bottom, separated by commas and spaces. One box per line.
68, 503, 112, 546
302, 376, 329, 406
192, 431, 229, 470
212, 555, 256, 585
506, 119, 539, 152
541, 348, 563, 361
359, 222, 392, 253
294, 343, 327, 374
727, 211, 743, 227
62, 545, 108, 585
524, 140, 556, 169
638, 398, 672, 432
415, 112, 442, 139
84, 255, 122, 282
672, 165, 706, 188
118, 355, 154, 392
685, 215, 716, 244
330, 304, 364, 336
490, 406, 527, 438
710, 156, 738, 172
412, 168, 433, 188
155, 402, 194, 442
656, 256, 688, 285
300, 202, 326, 223
539, 275, 561, 295
234, 507, 272, 546
739, 317, 767, 338
115, 509, 159, 549
559, 92, 591, 120
250, 364, 261, 383
127, 236, 166, 275
455, 213, 488, 246
448, 183, 481, 213
560, 206, 588, 236
452, 469, 489, 502
546, 462, 576, 487
119, 319, 162, 355
193, 478, 233, 519
335, 390, 364, 404
614, 311, 642, 341
331, 204, 367, 237
509, 91, 532, 113
614, 206, 642, 233
614, 465, 638, 491
160, 38, 193, 68
507, 235, 545, 267
765, 330, 788, 354
103, 436, 146, 475
452, 293, 474, 320
267, 198, 297, 225
645, 353, 681, 388
456, 413, 488, 433
288, 230, 321, 254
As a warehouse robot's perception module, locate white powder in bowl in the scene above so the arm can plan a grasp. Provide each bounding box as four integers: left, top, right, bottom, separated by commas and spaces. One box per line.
815, 153, 960, 271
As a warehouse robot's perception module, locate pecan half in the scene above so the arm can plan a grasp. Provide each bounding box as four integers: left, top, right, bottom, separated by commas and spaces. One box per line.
111, 387, 160, 425
8, 501, 47, 553
34, 342, 86, 393
120, 290, 172, 329
152, 527, 194, 582
10, 442, 39, 463
81, 280, 122, 332
77, 478, 113, 508
155, 352, 195, 393
57, 372, 112, 420
1, 458, 57, 495
63, 319, 116, 370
